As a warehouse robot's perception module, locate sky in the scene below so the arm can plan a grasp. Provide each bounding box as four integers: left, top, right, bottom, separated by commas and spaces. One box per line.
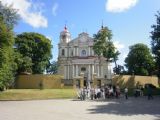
1, 0, 160, 67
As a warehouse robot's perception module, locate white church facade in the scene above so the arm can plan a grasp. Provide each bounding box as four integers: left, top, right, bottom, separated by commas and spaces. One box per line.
58, 26, 112, 88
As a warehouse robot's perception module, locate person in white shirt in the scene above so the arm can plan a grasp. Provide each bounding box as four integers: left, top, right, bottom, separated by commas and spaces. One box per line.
124, 87, 128, 99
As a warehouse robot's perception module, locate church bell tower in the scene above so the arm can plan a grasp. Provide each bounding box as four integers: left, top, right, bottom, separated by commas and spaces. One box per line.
58, 25, 71, 76
60, 25, 71, 43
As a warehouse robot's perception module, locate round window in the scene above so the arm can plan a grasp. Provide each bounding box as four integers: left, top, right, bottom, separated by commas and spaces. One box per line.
81, 50, 86, 56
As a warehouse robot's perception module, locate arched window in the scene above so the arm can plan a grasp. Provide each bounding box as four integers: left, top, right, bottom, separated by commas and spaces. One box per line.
81, 50, 86, 56
62, 49, 65, 56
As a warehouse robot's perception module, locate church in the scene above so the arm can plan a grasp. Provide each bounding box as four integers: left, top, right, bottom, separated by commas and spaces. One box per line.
58, 26, 112, 88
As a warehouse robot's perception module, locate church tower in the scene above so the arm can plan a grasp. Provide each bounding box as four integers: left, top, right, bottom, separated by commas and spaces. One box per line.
60, 25, 71, 44
58, 25, 71, 58
58, 26, 71, 76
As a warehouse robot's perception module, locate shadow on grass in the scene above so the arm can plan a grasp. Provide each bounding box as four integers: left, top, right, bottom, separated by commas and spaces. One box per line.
87, 96, 160, 119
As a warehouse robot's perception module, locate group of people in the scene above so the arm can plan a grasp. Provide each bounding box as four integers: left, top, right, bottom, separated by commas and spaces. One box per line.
77, 84, 154, 101
77, 85, 125, 100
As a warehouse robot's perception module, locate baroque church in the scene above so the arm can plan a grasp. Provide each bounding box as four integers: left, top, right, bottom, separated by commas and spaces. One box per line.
58, 26, 112, 88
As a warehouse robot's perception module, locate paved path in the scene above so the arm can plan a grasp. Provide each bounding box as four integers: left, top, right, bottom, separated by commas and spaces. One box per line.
0, 96, 160, 120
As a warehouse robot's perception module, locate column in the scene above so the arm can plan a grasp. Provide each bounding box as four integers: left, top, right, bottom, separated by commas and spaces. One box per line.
68, 65, 70, 79
88, 47, 90, 56
58, 48, 60, 56
73, 47, 75, 56
101, 65, 103, 77
88, 65, 91, 80
107, 62, 112, 80
64, 48, 66, 57
88, 64, 91, 89
77, 47, 79, 56
92, 50, 94, 56
76, 65, 78, 77
64, 65, 67, 79
97, 65, 100, 77
72, 65, 74, 78
92, 64, 94, 74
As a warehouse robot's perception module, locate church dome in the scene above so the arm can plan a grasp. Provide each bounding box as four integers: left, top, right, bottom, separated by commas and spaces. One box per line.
60, 26, 70, 35
60, 25, 71, 43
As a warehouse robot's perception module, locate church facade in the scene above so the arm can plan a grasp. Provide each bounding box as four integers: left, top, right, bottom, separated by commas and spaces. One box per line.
58, 26, 112, 88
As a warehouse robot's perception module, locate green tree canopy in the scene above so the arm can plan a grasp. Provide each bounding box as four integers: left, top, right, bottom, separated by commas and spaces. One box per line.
0, 2, 19, 29
0, 18, 16, 90
15, 32, 52, 74
46, 61, 58, 74
151, 11, 160, 78
93, 26, 119, 62
125, 43, 155, 76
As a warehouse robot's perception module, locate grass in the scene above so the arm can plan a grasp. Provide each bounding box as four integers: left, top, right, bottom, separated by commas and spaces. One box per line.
0, 89, 77, 101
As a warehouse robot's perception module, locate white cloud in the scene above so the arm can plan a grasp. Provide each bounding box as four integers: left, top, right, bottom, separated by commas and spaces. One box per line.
113, 41, 125, 50
106, 0, 138, 13
2, 0, 48, 28
52, 3, 58, 16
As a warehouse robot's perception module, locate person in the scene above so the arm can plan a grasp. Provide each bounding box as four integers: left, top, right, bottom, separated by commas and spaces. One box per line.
76, 88, 81, 99
113, 85, 116, 97
116, 85, 120, 98
80, 88, 83, 100
109, 86, 113, 98
147, 85, 153, 100
124, 87, 128, 99
105, 86, 109, 98
101, 87, 105, 99
140, 87, 144, 96
90, 87, 95, 100
97, 87, 101, 99
134, 88, 138, 97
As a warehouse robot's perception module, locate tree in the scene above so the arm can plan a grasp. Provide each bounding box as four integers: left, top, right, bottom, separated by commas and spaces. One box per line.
0, 3, 19, 90
125, 43, 155, 76
151, 11, 160, 78
46, 61, 58, 74
93, 26, 118, 61
15, 32, 52, 74
0, 2, 19, 29
113, 65, 124, 74
0, 17, 16, 90
14, 51, 33, 74
112, 50, 120, 74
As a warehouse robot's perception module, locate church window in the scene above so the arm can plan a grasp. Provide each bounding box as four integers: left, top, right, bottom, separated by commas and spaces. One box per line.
71, 50, 73, 56
81, 67, 86, 72
81, 50, 86, 56
104, 75, 107, 78
62, 49, 65, 56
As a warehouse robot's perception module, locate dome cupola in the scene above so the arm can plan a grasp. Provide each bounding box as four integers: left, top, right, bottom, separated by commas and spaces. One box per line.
60, 25, 71, 43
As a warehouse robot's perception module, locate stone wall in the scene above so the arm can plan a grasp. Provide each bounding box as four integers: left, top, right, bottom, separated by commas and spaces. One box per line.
15, 75, 63, 89
15, 74, 159, 89
112, 75, 159, 88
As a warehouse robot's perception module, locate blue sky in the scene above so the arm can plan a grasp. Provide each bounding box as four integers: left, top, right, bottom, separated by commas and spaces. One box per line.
2, 0, 160, 66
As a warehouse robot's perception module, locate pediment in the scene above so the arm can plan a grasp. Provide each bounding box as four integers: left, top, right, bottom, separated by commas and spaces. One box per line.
68, 32, 93, 45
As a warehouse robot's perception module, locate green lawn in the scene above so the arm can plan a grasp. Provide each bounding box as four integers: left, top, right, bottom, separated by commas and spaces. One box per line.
0, 89, 77, 101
